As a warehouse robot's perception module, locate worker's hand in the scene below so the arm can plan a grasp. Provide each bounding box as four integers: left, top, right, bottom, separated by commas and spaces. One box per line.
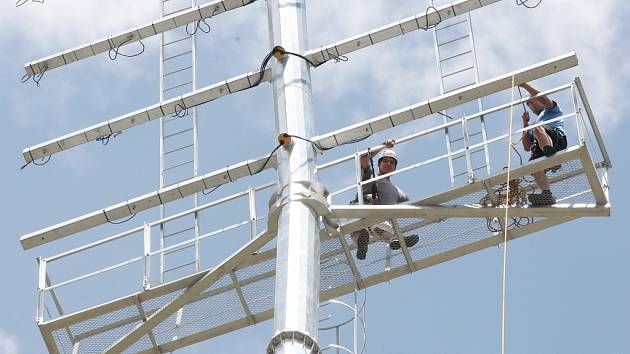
522, 111, 530, 125
359, 153, 369, 170
382, 139, 395, 148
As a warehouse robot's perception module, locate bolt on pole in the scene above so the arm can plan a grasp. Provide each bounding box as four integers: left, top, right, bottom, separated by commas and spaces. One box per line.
266, 0, 321, 353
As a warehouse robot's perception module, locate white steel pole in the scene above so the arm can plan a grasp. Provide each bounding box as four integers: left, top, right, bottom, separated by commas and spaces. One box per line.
267, 0, 320, 353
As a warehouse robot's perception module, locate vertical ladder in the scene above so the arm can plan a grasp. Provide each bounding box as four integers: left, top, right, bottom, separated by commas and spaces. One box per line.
431, 1, 491, 186
159, 0, 200, 284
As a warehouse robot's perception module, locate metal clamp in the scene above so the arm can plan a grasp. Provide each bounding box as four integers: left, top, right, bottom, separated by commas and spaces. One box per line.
267, 180, 331, 230
266, 330, 321, 354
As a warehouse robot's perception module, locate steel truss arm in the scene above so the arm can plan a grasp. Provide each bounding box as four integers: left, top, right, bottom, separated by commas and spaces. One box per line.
23, 0, 258, 76
21, 0, 503, 164
20, 89, 581, 251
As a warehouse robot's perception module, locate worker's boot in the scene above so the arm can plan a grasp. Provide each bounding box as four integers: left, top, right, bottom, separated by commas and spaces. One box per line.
356, 229, 369, 260
389, 235, 419, 250
528, 190, 556, 206
542, 145, 556, 157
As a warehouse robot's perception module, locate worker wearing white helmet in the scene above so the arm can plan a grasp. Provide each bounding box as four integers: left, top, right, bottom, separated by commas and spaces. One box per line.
351, 144, 419, 260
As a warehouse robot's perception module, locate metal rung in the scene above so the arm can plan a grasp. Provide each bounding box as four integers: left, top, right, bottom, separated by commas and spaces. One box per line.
449, 136, 464, 144
469, 131, 484, 138
163, 36, 191, 47
163, 176, 196, 188
439, 50, 472, 63
437, 34, 470, 47
443, 80, 477, 94
163, 243, 196, 257
163, 50, 193, 62
163, 143, 194, 156
451, 147, 485, 161
163, 260, 196, 274
442, 65, 475, 79
452, 165, 488, 178
163, 159, 194, 172
163, 226, 196, 240
163, 111, 193, 123
163, 127, 194, 139
163, 81, 193, 93
163, 7, 192, 17
453, 170, 469, 178
436, 19, 468, 32
163, 65, 193, 77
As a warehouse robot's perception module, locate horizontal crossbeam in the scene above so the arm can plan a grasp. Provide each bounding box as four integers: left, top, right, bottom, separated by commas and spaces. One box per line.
21, 0, 502, 163
19, 58, 580, 250
331, 204, 609, 219
23, 0, 258, 76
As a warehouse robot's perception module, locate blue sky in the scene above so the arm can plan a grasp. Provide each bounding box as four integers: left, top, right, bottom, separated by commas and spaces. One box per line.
1, 0, 629, 353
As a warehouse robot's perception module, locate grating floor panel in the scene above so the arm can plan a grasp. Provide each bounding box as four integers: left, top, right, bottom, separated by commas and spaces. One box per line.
38, 146, 608, 354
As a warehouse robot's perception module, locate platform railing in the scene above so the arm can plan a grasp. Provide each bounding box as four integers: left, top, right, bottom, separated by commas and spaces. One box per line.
35, 78, 610, 324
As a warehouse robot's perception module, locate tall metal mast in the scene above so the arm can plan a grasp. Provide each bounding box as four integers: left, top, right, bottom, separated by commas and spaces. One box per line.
267, 0, 321, 353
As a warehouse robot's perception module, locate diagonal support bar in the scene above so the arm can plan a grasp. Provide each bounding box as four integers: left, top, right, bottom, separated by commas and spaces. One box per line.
101, 228, 276, 354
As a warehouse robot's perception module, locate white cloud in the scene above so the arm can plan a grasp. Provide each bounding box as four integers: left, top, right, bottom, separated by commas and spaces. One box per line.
0, 329, 18, 354
1, 0, 156, 49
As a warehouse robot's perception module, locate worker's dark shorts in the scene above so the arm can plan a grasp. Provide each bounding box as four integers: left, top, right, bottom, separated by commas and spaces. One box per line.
529, 127, 567, 161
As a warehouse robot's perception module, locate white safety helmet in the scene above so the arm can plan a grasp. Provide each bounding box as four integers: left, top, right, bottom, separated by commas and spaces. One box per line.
377, 148, 398, 166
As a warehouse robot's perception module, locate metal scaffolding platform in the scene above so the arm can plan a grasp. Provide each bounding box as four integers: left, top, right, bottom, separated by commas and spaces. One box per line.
17, 1, 613, 352
35, 143, 609, 354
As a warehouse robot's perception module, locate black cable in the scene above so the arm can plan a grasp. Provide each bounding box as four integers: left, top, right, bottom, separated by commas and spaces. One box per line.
436, 111, 456, 120
186, 18, 212, 35
251, 48, 277, 88
255, 143, 283, 174
20, 155, 51, 170
420, 6, 442, 31
289, 134, 371, 152
96, 132, 121, 146
284, 51, 322, 68
516, 0, 542, 9
510, 144, 523, 165
202, 185, 221, 195
16, 0, 44, 7
109, 37, 145, 60
252, 45, 349, 89
173, 103, 189, 118
324, 48, 349, 63
186, 7, 219, 36
367, 147, 379, 204
104, 211, 137, 225
21, 66, 48, 87
517, 86, 528, 112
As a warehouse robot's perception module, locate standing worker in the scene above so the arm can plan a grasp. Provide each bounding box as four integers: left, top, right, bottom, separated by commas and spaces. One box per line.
519, 82, 568, 206
352, 142, 419, 260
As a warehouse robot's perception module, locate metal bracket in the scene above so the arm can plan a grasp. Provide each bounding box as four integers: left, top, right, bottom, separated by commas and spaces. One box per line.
267, 180, 331, 230
266, 330, 321, 354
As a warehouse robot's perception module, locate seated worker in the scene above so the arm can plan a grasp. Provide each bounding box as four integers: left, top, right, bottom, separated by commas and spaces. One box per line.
351, 145, 419, 260
519, 82, 568, 205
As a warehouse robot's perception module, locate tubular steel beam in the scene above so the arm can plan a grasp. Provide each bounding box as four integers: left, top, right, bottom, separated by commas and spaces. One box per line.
267, 0, 321, 353
20, 58, 579, 251
330, 204, 610, 219
23, 0, 258, 76
21, 0, 504, 164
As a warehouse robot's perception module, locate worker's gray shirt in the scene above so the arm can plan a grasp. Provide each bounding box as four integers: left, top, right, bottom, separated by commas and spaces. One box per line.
363, 177, 408, 205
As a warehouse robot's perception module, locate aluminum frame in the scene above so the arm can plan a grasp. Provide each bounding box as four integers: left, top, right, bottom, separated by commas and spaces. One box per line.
21, 0, 502, 164
20, 61, 581, 251
33, 145, 606, 353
